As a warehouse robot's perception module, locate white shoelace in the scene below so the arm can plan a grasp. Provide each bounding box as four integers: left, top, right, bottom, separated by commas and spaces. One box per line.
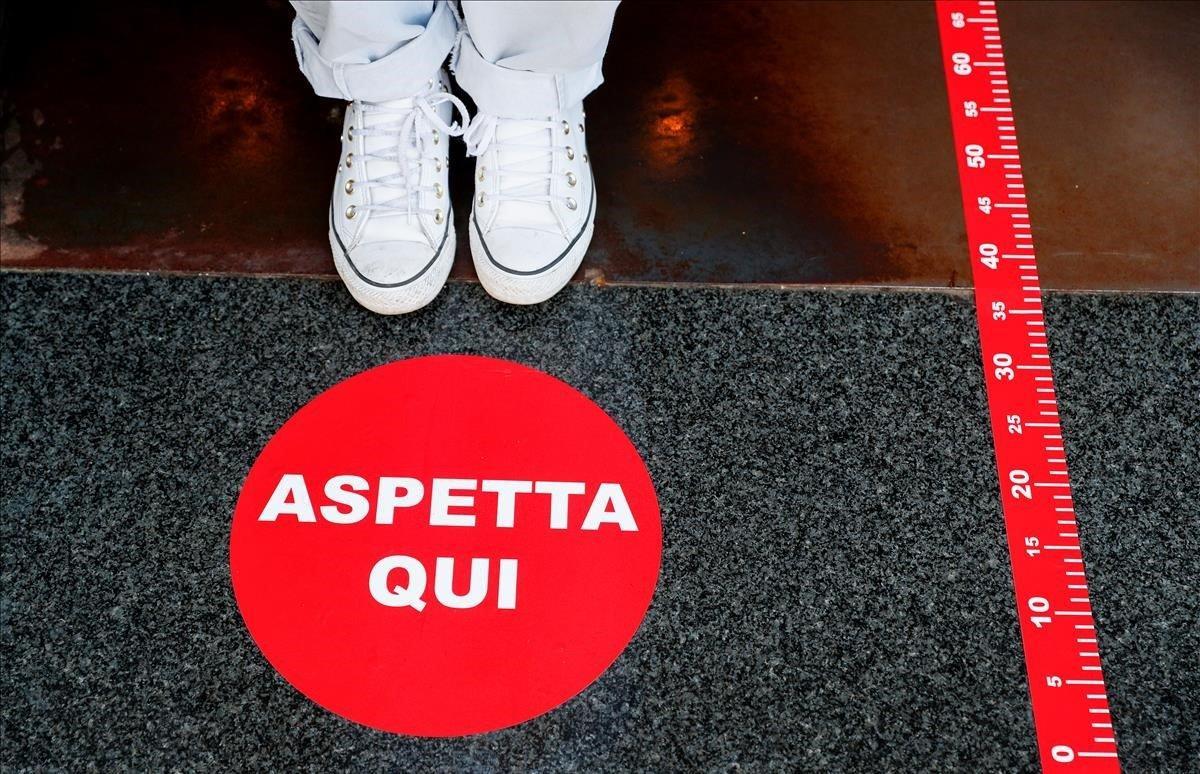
465, 114, 572, 211
355, 88, 470, 222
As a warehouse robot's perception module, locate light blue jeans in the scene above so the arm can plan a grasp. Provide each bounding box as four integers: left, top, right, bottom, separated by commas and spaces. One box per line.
290, 1, 620, 117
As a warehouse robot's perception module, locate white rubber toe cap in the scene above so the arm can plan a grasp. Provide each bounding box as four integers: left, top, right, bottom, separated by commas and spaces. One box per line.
345, 240, 439, 286
470, 211, 595, 306
475, 227, 571, 275
329, 225, 455, 316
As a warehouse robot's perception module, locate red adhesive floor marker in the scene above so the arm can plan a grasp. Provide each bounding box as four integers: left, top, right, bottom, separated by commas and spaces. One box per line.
230, 355, 661, 736
936, 2, 1120, 770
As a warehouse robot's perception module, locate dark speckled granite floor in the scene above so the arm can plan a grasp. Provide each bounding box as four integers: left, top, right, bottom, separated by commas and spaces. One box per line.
1, 273, 1197, 771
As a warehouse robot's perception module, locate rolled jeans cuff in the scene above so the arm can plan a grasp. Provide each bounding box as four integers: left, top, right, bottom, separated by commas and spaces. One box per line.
453, 32, 604, 118
291, 0, 458, 102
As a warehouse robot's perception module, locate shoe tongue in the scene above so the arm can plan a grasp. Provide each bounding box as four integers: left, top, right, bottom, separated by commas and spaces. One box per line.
494, 118, 558, 231
360, 100, 426, 243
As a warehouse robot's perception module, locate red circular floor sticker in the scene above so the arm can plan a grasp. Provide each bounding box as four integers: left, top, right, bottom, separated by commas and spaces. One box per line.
230, 355, 661, 736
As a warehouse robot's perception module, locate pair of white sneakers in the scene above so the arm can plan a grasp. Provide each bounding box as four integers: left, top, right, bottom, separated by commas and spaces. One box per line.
328, 71, 595, 314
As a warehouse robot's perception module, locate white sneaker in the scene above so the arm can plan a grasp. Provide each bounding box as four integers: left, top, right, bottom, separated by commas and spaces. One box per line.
328, 71, 469, 315
464, 103, 595, 305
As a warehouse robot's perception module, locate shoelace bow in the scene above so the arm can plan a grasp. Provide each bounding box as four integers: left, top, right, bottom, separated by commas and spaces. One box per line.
355, 88, 470, 222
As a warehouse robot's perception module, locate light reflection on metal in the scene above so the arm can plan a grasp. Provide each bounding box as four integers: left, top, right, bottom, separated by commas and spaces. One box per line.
644, 73, 701, 178
197, 66, 283, 168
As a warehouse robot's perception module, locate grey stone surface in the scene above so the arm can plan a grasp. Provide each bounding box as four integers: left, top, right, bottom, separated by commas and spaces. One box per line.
1, 273, 1196, 771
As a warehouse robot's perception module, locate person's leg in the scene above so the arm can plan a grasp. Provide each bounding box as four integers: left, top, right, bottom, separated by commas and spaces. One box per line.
291, 1, 453, 102
455, 1, 618, 116
457, 1, 620, 305
291, 1, 468, 315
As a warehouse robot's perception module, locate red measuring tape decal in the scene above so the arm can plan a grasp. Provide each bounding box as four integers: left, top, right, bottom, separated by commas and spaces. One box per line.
936, 2, 1120, 769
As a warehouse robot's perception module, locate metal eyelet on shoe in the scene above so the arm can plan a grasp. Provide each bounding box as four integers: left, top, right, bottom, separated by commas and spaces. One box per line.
432, 131, 440, 145
561, 120, 570, 134
579, 123, 585, 133
478, 192, 487, 207
435, 159, 443, 172
477, 166, 486, 182
345, 152, 353, 168
566, 171, 577, 187
345, 179, 355, 194
347, 125, 354, 141
583, 153, 589, 164
565, 197, 578, 211
434, 208, 444, 224
435, 183, 444, 199
565, 146, 575, 160
345, 204, 358, 219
